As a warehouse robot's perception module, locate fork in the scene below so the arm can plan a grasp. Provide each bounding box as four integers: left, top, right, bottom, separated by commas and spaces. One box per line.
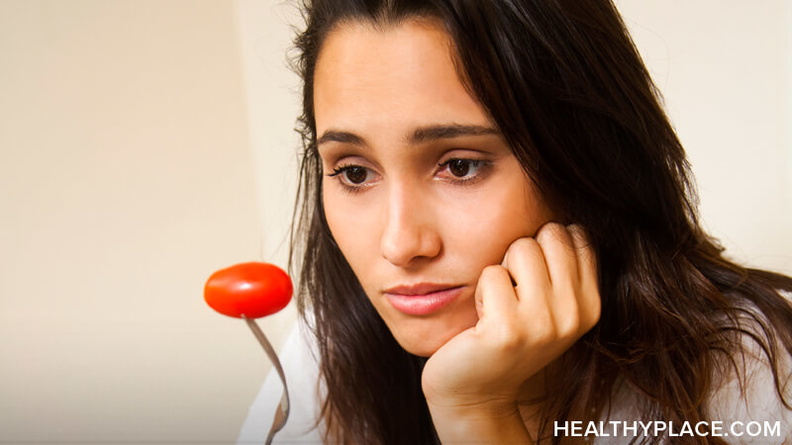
244, 316, 290, 445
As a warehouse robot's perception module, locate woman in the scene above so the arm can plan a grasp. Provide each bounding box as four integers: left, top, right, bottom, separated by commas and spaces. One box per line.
274, 0, 792, 443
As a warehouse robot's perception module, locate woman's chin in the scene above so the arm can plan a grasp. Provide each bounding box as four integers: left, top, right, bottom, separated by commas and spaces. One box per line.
392, 318, 476, 358
402, 340, 443, 358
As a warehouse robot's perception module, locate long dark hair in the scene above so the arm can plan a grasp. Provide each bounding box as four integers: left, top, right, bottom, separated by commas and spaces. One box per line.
290, 0, 792, 443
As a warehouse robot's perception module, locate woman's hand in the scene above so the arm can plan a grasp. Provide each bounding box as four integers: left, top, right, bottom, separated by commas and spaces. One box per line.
422, 223, 601, 443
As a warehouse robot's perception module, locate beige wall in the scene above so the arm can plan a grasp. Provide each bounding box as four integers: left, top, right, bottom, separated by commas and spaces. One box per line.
616, 0, 792, 274
0, 0, 285, 443
0, 1, 790, 444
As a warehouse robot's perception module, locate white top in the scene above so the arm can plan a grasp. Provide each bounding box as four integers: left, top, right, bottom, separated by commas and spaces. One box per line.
239, 307, 792, 444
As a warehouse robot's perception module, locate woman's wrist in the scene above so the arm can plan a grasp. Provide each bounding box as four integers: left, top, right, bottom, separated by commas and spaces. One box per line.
427, 399, 533, 444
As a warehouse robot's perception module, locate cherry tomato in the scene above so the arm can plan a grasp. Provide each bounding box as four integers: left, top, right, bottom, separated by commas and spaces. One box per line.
204, 262, 292, 319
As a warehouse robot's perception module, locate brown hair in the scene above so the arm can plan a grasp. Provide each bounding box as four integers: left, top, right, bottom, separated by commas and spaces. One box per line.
290, 0, 792, 443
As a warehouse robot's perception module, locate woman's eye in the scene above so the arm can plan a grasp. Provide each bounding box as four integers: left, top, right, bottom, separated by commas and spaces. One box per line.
342, 166, 368, 184
441, 159, 483, 178
327, 165, 372, 187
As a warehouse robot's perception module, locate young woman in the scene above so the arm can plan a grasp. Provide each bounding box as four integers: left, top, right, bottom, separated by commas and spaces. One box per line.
258, 0, 792, 443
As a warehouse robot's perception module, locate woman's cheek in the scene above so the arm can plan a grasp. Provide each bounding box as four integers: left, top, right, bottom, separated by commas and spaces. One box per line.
322, 186, 380, 276
444, 187, 545, 265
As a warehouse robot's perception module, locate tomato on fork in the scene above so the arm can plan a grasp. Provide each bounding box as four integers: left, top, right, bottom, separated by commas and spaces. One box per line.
204, 262, 292, 319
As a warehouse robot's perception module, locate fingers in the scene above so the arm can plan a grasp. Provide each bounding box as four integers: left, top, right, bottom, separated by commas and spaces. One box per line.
534, 224, 581, 335
568, 224, 601, 330
501, 223, 601, 340
500, 237, 554, 333
503, 237, 552, 297
455, 223, 601, 396
474, 265, 519, 323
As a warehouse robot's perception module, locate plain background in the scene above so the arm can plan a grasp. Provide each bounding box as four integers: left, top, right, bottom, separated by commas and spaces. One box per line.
0, 1, 789, 444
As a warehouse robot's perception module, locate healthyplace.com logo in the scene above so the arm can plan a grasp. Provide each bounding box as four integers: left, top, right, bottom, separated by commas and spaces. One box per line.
554, 420, 782, 438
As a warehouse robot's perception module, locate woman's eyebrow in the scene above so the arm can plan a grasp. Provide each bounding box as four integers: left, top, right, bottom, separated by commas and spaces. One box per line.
317, 130, 366, 147
316, 124, 499, 149
410, 124, 499, 144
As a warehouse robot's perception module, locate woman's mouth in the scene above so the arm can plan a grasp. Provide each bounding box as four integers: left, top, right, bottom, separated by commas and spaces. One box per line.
383, 283, 465, 316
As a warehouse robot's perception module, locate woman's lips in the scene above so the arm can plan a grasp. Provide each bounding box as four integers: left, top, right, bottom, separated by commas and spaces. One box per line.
383, 283, 465, 316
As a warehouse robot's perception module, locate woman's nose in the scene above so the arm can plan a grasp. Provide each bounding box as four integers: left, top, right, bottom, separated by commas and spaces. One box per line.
380, 184, 442, 267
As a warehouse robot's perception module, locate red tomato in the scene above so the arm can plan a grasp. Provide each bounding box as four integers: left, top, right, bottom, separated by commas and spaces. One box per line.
204, 262, 293, 319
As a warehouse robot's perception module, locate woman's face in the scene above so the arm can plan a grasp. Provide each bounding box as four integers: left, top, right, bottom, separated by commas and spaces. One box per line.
314, 19, 552, 357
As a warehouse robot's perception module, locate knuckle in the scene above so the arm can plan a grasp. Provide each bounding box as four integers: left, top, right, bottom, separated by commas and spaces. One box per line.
533, 331, 557, 349
536, 222, 566, 241
528, 319, 558, 347
570, 225, 596, 258
537, 222, 577, 256
584, 297, 603, 329
566, 223, 585, 239
479, 264, 508, 282
489, 317, 534, 352
507, 237, 540, 257
557, 310, 581, 336
495, 327, 524, 353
